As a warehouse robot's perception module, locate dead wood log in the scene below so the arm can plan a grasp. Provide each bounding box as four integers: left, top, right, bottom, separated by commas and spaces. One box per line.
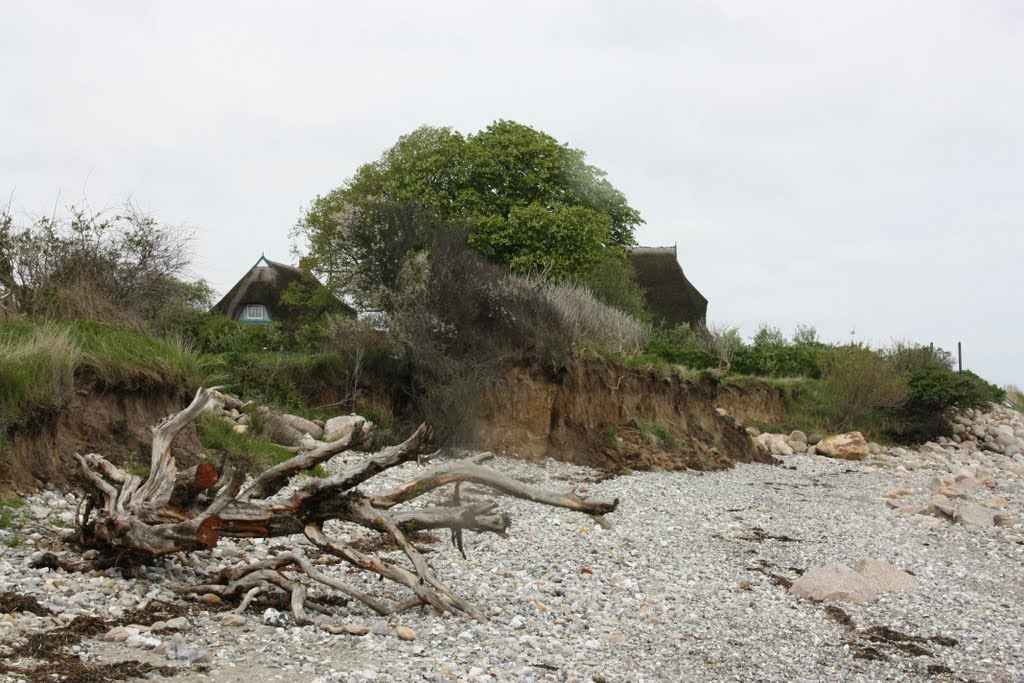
71, 388, 620, 623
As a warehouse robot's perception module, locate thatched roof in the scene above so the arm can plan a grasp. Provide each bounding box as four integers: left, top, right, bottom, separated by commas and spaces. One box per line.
213, 255, 352, 324
630, 246, 707, 328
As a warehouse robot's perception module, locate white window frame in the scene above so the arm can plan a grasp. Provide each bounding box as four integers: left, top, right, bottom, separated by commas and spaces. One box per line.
243, 303, 267, 321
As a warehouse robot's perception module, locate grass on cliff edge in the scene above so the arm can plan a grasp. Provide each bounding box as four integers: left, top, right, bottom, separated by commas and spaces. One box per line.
196, 413, 327, 477
0, 319, 209, 441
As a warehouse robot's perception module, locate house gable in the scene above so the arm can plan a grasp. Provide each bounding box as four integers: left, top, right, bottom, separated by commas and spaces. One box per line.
213, 255, 353, 325
630, 246, 708, 328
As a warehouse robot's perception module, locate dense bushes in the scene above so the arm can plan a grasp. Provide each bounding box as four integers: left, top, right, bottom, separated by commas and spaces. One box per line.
635, 322, 1007, 444
1, 203, 206, 326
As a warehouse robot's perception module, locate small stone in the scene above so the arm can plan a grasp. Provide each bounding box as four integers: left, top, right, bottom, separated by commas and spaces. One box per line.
395, 625, 416, 641
104, 626, 132, 642
165, 616, 189, 630
263, 607, 289, 627
221, 613, 246, 627
126, 634, 161, 650
199, 594, 222, 605
882, 488, 914, 499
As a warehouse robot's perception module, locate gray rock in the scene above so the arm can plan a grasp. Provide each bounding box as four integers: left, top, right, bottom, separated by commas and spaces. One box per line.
104, 626, 132, 642
788, 430, 808, 444
954, 502, 996, 528
166, 616, 189, 630
807, 434, 823, 446
323, 415, 369, 443
263, 607, 289, 627
126, 634, 161, 650
995, 433, 1017, 448
279, 414, 324, 439
789, 564, 877, 604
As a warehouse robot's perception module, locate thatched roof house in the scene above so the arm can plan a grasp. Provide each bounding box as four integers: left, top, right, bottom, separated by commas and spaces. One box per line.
213, 255, 352, 325
630, 246, 707, 328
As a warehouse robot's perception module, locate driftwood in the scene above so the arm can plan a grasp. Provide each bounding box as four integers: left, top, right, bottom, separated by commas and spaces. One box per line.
67, 388, 619, 624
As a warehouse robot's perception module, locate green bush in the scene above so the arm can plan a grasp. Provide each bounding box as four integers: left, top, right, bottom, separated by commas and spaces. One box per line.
883, 365, 1004, 443
819, 345, 907, 433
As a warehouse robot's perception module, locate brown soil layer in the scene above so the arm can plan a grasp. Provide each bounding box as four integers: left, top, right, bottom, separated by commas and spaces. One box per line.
717, 380, 787, 426
474, 358, 775, 471
1, 386, 202, 496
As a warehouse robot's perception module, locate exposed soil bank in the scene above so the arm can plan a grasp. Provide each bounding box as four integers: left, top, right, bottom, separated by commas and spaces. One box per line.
0, 386, 201, 496
1, 360, 780, 495
717, 380, 788, 426
474, 359, 774, 471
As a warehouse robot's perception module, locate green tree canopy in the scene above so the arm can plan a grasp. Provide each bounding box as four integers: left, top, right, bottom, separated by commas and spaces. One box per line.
295, 120, 643, 304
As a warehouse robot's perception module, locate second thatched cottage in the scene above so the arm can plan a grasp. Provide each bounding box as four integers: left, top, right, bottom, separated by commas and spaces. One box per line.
630, 245, 707, 328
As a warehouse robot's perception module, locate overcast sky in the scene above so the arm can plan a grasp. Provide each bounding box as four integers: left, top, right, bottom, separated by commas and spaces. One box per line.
3, 1, 1021, 386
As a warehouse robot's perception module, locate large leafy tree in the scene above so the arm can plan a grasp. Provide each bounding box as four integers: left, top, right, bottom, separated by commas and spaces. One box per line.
295, 121, 643, 306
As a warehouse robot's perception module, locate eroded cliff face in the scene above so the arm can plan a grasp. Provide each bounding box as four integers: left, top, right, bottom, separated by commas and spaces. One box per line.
474, 359, 774, 472
1, 388, 201, 495
717, 381, 788, 427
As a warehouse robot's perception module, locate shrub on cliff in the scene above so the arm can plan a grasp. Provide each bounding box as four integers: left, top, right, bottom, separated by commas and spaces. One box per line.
1, 202, 207, 327
819, 344, 907, 432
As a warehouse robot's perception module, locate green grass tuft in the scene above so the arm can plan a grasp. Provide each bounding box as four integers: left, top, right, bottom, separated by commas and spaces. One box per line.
635, 418, 679, 448
197, 413, 327, 477
1, 320, 211, 437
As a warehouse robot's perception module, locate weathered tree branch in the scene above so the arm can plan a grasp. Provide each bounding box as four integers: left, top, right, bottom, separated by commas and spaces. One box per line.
70, 389, 621, 623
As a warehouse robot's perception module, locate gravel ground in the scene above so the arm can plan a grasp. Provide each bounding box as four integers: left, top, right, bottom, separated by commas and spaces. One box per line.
2, 409, 1023, 682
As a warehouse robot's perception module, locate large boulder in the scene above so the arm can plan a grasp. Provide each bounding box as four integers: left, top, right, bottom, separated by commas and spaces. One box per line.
768, 435, 794, 456
323, 415, 372, 443
853, 558, 918, 592
789, 564, 877, 604
816, 432, 869, 461
279, 414, 324, 440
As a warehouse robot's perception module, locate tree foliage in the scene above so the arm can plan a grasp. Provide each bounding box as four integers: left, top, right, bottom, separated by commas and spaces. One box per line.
294, 120, 643, 306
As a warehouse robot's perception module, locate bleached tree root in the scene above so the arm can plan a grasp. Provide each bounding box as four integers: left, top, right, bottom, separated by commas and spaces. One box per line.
71, 388, 619, 623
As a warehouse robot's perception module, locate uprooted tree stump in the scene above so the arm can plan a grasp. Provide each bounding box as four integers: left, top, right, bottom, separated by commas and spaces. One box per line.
58, 388, 619, 624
